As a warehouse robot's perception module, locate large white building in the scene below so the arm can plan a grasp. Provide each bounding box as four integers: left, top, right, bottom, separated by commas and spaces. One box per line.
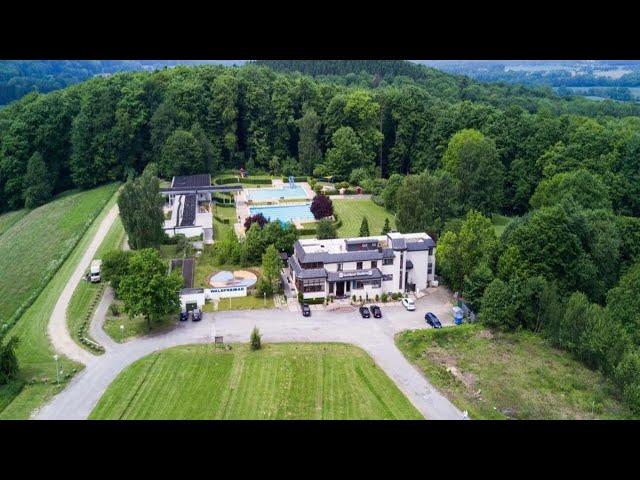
287, 232, 436, 301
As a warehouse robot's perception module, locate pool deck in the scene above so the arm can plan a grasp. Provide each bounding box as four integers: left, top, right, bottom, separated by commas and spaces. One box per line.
234, 180, 315, 237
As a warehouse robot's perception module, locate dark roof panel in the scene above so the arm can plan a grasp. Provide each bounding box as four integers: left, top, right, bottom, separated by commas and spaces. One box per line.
180, 194, 197, 226
172, 174, 211, 188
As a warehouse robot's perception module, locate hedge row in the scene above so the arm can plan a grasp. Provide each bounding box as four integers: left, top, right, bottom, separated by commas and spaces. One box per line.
215, 177, 272, 185
213, 215, 231, 224
75, 282, 106, 355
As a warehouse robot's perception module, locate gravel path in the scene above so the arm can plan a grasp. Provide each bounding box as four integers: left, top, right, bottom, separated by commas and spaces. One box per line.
46, 203, 119, 365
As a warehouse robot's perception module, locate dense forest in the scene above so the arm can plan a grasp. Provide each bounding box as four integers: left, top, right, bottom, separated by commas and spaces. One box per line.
2, 60, 640, 411
0, 60, 244, 106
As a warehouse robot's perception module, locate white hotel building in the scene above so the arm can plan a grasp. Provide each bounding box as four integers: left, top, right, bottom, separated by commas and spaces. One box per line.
287, 232, 436, 301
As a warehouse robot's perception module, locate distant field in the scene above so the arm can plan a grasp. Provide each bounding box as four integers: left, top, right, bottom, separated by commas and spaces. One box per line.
396, 324, 634, 420
0, 184, 119, 325
0, 184, 119, 419
0, 209, 28, 237
90, 343, 422, 420
492, 214, 514, 237
333, 199, 395, 237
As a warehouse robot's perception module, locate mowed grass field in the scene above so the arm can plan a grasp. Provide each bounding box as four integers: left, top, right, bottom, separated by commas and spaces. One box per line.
90, 343, 422, 420
0, 184, 119, 325
67, 216, 125, 350
0, 209, 28, 237
396, 324, 634, 420
0, 185, 119, 419
333, 199, 395, 237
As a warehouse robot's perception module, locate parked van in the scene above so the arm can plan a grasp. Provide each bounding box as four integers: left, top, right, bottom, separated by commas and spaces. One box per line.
90, 259, 102, 283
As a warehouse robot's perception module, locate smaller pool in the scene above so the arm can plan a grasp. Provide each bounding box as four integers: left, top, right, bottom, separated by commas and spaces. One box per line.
249, 204, 314, 223
245, 185, 308, 201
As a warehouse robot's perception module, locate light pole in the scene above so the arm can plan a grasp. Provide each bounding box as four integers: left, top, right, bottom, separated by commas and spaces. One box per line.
53, 354, 59, 384
120, 324, 124, 342
263, 292, 266, 307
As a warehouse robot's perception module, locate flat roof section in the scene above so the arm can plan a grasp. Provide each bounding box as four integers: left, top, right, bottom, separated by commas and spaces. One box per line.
172, 174, 211, 189
180, 194, 196, 226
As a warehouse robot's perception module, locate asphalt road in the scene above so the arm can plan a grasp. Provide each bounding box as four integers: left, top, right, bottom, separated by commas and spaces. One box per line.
35, 295, 463, 420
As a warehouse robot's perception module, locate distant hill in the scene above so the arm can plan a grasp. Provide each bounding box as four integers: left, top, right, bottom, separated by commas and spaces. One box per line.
253, 59, 435, 81
0, 60, 246, 105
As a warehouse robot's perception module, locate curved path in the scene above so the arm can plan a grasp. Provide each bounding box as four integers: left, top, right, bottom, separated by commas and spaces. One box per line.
37, 202, 461, 420
36, 305, 462, 420
47, 203, 119, 365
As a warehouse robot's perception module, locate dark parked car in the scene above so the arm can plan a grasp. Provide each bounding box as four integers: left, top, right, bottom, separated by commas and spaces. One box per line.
425, 312, 442, 328
192, 309, 202, 322
370, 305, 382, 318
359, 306, 371, 318
301, 303, 311, 317
179, 310, 188, 322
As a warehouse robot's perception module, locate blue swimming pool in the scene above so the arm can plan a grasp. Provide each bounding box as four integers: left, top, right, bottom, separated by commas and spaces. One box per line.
249, 204, 315, 223
245, 185, 308, 201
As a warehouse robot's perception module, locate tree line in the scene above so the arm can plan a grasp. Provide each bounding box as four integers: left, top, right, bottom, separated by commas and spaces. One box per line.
3, 61, 640, 215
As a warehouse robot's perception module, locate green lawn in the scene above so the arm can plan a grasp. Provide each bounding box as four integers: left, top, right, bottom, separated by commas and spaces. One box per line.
66, 217, 125, 351
90, 343, 422, 420
103, 298, 176, 343
204, 294, 274, 312
0, 185, 119, 419
333, 199, 395, 237
492, 214, 514, 237
396, 324, 634, 420
0, 209, 28, 237
213, 204, 236, 240
0, 183, 119, 326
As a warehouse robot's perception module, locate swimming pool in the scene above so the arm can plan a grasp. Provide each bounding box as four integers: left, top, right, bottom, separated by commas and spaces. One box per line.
245, 185, 308, 201
249, 204, 315, 223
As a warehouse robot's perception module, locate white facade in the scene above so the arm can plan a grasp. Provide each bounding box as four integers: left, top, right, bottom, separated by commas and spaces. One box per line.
288, 232, 436, 301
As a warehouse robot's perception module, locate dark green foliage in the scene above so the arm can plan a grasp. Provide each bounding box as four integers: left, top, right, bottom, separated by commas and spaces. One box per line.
250, 326, 262, 351
381, 218, 391, 235
462, 262, 494, 312
118, 163, 165, 250
0, 336, 19, 385
316, 218, 337, 239
117, 248, 182, 332
101, 249, 133, 292
22, 152, 53, 209
358, 217, 370, 237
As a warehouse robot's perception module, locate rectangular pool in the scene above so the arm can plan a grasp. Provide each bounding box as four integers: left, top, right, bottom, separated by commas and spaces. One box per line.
249, 204, 315, 223
245, 185, 308, 201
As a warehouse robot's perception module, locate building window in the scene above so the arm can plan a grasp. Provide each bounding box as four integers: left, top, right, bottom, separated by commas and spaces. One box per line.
428, 263, 433, 274
302, 278, 325, 293
354, 281, 364, 289
428, 247, 433, 256
383, 258, 394, 266
399, 253, 404, 289
383, 274, 393, 282
371, 261, 377, 269
337, 263, 343, 271
356, 262, 363, 270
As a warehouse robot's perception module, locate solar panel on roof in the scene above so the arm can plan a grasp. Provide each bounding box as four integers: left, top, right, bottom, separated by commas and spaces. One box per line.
172, 174, 211, 188
180, 194, 196, 226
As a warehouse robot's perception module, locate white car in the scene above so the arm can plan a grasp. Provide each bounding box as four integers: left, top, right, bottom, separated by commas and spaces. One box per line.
401, 297, 416, 311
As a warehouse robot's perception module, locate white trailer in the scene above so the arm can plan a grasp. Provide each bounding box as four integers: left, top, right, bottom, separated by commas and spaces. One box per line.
90, 259, 102, 283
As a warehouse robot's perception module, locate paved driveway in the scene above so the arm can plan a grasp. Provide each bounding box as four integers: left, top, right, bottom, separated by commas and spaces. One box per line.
35, 293, 462, 421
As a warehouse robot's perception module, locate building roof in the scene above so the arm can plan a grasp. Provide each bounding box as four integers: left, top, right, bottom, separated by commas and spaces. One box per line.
406, 238, 436, 251
294, 241, 386, 264
180, 194, 196, 227
327, 268, 382, 282
288, 255, 327, 279
172, 174, 211, 189
390, 237, 406, 250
